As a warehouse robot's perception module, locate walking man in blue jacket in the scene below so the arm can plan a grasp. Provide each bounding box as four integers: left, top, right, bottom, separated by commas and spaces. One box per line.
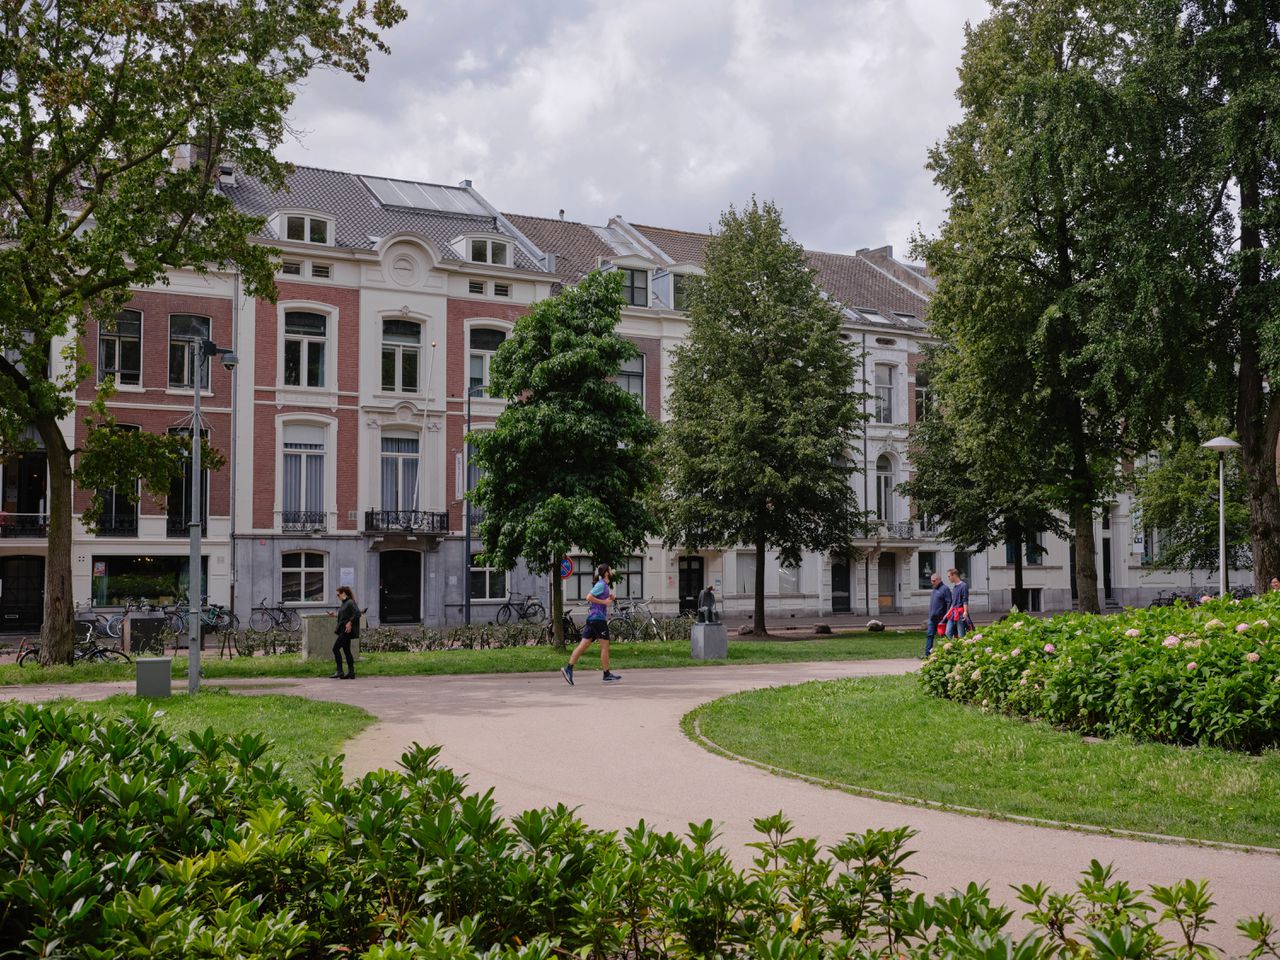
945, 567, 970, 639
925, 572, 950, 658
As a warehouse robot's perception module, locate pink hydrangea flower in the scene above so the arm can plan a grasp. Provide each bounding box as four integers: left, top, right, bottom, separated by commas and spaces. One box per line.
1019, 677, 1028, 686
971, 668, 981, 680
1237, 623, 1250, 633
1187, 661, 1198, 671
1013, 621, 1025, 629
981, 699, 989, 707
943, 642, 953, 651
985, 646, 993, 654
1201, 595, 1214, 604
1125, 628, 1140, 638
1163, 636, 1180, 648
1043, 643, 1055, 654
1246, 651, 1261, 663
1206, 618, 1225, 629
1256, 619, 1270, 628
1011, 647, 1022, 657
972, 634, 984, 642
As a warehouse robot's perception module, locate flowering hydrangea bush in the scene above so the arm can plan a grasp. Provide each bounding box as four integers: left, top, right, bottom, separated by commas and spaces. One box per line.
919, 593, 1280, 751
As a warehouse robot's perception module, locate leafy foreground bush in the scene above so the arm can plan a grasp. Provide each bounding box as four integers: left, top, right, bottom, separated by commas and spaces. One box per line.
921, 593, 1280, 751
2, 705, 1276, 959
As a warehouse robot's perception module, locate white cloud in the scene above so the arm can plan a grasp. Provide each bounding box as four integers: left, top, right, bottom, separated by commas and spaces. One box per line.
279, 0, 989, 257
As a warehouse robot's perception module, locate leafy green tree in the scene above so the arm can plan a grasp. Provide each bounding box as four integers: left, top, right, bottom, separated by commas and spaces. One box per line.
917, 0, 1218, 612
659, 199, 866, 635
900, 354, 1067, 611
469, 270, 661, 647
1134, 433, 1251, 578
0, 1, 405, 663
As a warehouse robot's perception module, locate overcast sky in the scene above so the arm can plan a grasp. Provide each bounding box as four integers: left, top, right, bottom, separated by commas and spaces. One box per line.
279, 0, 991, 260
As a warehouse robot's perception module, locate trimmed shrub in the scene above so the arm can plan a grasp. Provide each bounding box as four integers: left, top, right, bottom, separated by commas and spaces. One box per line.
920, 594, 1280, 750
0, 704, 1275, 958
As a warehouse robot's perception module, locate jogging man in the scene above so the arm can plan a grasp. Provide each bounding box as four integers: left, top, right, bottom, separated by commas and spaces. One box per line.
561, 563, 622, 684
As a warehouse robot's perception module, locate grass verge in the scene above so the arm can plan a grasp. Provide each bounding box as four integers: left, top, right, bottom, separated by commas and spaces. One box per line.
0, 631, 920, 686
49, 688, 375, 781
686, 674, 1280, 849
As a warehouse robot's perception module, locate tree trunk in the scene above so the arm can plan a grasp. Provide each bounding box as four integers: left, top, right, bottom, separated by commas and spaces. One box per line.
551, 568, 565, 650
1234, 169, 1280, 592
1011, 527, 1026, 613
754, 535, 767, 636
1072, 504, 1101, 614
38, 418, 76, 665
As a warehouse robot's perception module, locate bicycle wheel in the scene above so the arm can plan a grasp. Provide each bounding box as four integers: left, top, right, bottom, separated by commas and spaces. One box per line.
525, 601, 546, 624
495, 603, 514, 626
638, 619, 660, 641
106, 614, 124, 638
282, 608, 302, 632
249, 609, 274, 632
91, 647, 131, 664
17, 647, 40, 667
608, 616, 634, 641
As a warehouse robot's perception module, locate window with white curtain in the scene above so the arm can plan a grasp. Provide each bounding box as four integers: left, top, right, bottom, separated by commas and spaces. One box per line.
876, 455, 894, 522
736, 551, 757, 595
282, 423, 326, 528
381, 318, 420, 392
779, 561, 801, 596
381, 434, 420, 512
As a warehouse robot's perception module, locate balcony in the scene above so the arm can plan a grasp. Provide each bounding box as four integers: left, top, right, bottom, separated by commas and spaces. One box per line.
365, 510, 450, 535
0, 513, 47, 538
873, 520, 918, 540
96, 513, 139, 537
282, 510, 327, 533
167, 515, 206, 537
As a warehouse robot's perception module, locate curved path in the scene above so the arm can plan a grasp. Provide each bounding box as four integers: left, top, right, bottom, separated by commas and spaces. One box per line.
7, 659, 1279, 943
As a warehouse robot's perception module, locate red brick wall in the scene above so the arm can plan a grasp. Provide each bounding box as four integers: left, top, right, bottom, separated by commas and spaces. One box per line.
251, 282, 361, 531
75, 290, 234, 516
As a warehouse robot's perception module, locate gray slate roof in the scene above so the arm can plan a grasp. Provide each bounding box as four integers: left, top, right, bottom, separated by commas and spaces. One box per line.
221, 165, 546, 272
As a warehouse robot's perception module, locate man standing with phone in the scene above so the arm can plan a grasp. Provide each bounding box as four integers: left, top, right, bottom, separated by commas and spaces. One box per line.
561, 563, 623, 685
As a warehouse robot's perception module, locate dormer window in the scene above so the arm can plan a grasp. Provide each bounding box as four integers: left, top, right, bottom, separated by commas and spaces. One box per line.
673, 274, 692, 311
283, 214, 332, 245
621, 268, 648, 307
469, 238, 509, 266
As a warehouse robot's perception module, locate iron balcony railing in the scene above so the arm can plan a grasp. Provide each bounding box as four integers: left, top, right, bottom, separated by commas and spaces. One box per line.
96, 513, 139, 537
0, 513, 48, 538
364, 510, 450, 534
167, 514, 206, 537
282, 510, 327, 533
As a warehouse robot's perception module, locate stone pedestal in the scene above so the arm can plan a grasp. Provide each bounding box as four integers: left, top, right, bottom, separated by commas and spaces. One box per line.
301, 615, 360, 662
690, 622, 728, 660
135, 657, 172, 698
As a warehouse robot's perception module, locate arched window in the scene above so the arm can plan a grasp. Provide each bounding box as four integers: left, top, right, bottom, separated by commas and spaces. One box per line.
283, 310, 328, 388
875, 454, 894, 522
382, 318, 421, 392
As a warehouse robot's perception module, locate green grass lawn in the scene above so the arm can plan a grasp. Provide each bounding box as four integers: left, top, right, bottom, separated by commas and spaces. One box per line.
687, 674, 1280, 849
48, 688, 375, 780
0, 631, 920, 686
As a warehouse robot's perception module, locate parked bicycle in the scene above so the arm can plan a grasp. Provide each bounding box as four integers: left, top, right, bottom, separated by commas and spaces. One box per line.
249, 597, 303, 633
495, 592, 546, 626
539, 610, 581, 646
18, 630, 131, 667
609, 596, 660, 641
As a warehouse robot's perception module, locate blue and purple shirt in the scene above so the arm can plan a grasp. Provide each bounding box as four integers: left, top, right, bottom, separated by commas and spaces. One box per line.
587, 579, 611, 621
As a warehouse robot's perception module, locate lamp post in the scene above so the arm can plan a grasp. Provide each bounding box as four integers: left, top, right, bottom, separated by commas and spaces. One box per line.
187, 338, 238, 695
1201, 435, 1241, 598
462, 383, 484, 626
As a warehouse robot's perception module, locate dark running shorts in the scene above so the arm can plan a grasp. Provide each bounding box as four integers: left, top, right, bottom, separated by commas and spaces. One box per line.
582, 619, 609, 641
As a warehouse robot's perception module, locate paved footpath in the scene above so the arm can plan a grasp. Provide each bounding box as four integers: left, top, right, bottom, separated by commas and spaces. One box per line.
7, 660, 1279, 946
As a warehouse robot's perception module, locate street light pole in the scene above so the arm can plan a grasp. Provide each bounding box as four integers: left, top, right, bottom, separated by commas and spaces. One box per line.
1201, 436, 1242, 597
462, 384, 482, 626
187, 338, 238, 695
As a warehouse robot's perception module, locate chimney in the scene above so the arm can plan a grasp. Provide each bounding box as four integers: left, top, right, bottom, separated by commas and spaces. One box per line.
544, 252, 557, 273
459, 178, 473, 188
558, 209, 565, 220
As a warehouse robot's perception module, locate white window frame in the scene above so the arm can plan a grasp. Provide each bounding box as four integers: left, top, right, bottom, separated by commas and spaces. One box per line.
281, 550, 327, 604
469, 552, 507, 601
621, 268, 649, 307
672, 273, 691, 311
778, 561, 801, 596
282, 309, 330, 389
466, 237, 510, 266
875, 454, 894, 522
281, 212, 334, 246
99, 308, 142, 387
381, 316, 422, 394
380, 431, 421, 512
274, 416, 336, 532
467, 323, 510, 397
616, 354, 644, 403
874, 364, 895, 424
168, 314, 211, 390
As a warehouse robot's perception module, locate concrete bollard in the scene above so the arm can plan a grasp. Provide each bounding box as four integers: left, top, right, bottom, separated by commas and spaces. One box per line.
690, 622, 729, 660
135, 657, 173, 698
300, 615, 360, 663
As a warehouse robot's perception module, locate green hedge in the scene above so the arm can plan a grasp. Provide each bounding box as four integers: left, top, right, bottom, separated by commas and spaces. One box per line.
1, 705, 1276, 959
920, 594, 1280, 750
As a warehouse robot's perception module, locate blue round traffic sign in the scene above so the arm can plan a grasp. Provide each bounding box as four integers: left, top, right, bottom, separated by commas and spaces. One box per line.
559, 556, 574, 579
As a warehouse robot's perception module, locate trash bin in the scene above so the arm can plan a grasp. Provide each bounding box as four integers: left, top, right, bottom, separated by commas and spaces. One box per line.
135, 657, 172, 698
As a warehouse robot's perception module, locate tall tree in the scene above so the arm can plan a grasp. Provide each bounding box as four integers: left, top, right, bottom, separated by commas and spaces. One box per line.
0, 1, 405, 663
900, 353, 1067, 611
469, 270, 661, 647
1180, 2, 1280, 590
659, 199, 866, 635
918, 0, 1218, 612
